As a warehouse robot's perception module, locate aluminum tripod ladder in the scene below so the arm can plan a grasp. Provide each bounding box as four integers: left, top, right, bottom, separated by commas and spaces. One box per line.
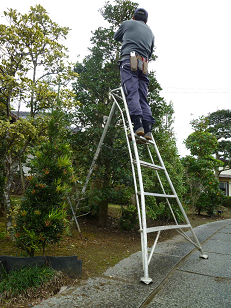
80, 86, 208, 284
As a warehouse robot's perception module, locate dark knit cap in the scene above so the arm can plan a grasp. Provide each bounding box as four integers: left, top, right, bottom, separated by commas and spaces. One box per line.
134, 8, 148, 22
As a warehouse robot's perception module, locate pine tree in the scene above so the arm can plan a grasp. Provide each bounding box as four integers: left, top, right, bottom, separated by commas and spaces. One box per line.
72, 0, 184, 226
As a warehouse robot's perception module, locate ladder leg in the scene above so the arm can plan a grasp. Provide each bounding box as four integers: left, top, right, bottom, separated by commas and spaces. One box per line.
151, 137, 208, 258
80, 101, 117, 195
110, 88, 143, 232
75, 101, 117, 234
189, 227, 209, 259
120, 87, 152, 284
140, 231, 153, 284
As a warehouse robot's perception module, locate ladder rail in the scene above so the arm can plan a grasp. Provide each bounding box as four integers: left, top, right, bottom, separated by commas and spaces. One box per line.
110, 90, 143, 232
119, 87, 151, 280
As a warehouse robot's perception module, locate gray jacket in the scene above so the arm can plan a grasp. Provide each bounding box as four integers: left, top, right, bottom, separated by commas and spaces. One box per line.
114, 19, 154, 60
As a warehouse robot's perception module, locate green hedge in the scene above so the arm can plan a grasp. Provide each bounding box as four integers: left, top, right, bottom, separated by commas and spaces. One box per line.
222, 196, 231, 208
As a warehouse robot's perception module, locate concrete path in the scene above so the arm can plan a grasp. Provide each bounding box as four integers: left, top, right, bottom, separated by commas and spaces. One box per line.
33, 219, 231, 308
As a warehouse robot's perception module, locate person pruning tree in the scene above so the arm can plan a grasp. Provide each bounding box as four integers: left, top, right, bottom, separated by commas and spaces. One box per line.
114, 8, 155, 140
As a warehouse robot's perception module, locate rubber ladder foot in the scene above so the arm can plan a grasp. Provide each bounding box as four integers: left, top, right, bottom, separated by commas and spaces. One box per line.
140, 277, 153, 285
199, 254, 209, 259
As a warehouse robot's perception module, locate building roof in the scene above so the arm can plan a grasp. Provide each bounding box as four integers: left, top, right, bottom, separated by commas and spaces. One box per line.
10, 111, 30, 119
219, 174, 231, 179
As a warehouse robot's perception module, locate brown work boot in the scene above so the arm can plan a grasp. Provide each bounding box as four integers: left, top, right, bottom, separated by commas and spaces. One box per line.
133, 116, 144, 136
143, 120, 152, 140
135, 126, 144, 136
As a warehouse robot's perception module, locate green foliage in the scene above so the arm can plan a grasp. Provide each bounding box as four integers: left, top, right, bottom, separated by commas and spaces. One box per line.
145, 197, 165, 220
14, 110, 75, 256
99, 0, 138, 28
182, 116, 224, 215
184, 116, 218, 157
109, 185, 132, 205
71, 1, 139, 226
71, 0, 184, 226
0, 5, 77, 117
0, 4, 77, 233
119, 205, 138, 230
222, 196, 231, 208
0, 118, 37, 156
198, 178, 224, 216
208, 109, 231, 140
185, 131, 218, 157
208, 109, 231, 172
0, 265, 55, 297
0, 116, 39, 228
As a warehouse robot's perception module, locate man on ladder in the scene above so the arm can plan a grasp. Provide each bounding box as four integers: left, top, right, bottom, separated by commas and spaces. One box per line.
114, 8, 155, 140
112, 9, 208, 284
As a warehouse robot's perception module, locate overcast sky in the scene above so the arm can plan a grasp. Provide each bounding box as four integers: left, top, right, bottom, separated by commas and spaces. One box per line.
1, 0, 231, 156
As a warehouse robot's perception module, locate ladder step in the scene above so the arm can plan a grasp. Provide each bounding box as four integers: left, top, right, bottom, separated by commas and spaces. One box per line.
135, 135, 154, 144
137, 160, 164, 171
142, 224, 191, 234
138, 192, 177, 198
129, 133, 154, 144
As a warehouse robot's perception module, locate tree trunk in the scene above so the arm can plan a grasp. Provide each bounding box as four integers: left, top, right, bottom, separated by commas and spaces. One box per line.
19, 157, 25, 194
0, 202, 4, 217
98, 159, 111, 227
6, 96, 10, 117
89, 162, 110, 227
4, 152, 18, 234
4, 161, 13, 233
130, 194, 136, 207
214, 152, 220, 180
99, 199, 108, 227
30, 62, 37, 117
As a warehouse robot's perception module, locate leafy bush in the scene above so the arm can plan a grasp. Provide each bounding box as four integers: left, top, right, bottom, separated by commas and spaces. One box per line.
0, 265, 55, 297
119, 205, 138, 230
109, 185, 132, 205
183, 165, 225, 215
145, 196, 164, 220
14, 110, 75, 256
222, 196, 231, 208
197, 181, 225, 216
182, 116, 224, 215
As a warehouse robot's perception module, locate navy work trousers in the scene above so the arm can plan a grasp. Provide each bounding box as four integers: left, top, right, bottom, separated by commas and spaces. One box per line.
120, 59, 155, 124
